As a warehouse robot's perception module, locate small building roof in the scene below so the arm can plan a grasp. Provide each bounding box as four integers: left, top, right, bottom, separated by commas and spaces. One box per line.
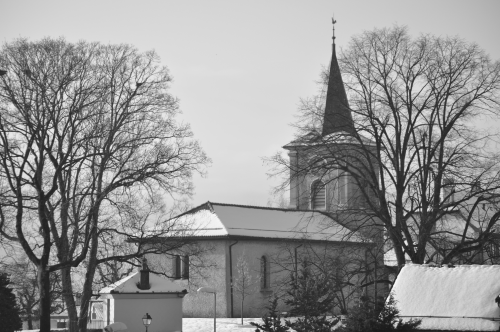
99, 271, 186, 294
167, 202, 369, 243
390, 264, 500, 331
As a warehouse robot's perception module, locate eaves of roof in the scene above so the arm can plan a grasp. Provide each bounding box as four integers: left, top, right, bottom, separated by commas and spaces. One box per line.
140, 234, 374, 246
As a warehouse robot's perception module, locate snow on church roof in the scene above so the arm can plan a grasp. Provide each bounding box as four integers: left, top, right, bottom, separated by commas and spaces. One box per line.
167, 202, 369, 243
99, 271, 186, 294
391, 264, 500, 331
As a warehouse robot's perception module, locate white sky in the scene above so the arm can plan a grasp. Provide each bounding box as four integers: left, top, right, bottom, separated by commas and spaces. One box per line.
1, 0, 499, 208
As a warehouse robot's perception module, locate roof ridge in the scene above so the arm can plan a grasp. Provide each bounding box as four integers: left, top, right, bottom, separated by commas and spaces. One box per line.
208, 201, 327, 213
168, 202, 212, 221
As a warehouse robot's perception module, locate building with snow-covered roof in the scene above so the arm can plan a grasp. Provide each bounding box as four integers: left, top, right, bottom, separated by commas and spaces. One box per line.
390, 264, 500, 331
168, 201, 367, 242
98, 263, 187, 332
146, 22, 386, 318
146, 201, 382, 318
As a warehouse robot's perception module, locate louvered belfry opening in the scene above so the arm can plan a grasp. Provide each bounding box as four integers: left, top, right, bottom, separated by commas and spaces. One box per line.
311, 180, 326, 210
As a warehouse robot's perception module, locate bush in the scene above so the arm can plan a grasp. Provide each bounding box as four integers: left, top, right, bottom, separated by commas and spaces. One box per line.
250, 297, 289, 332
282, 261, 339, 332
284, 263, 335, 318
339, 295, 421, 332
285, 316, 339, 332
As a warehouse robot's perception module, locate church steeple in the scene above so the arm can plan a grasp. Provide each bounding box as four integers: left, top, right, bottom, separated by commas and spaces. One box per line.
321, 17, 356, 137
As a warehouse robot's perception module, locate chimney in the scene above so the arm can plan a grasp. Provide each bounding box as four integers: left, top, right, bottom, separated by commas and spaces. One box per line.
139, 257, 151, 290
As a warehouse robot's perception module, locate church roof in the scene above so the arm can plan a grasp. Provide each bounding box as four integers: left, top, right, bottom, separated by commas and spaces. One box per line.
282, 129, 374, 150
390, 264, 500, 331
99, 271, 186, 294
283, 23, 364, 149
164, 202, 369, 243
322, 33, 356, 137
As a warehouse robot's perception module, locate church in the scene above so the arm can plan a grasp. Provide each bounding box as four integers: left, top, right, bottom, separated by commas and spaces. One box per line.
147, 23, 385, 318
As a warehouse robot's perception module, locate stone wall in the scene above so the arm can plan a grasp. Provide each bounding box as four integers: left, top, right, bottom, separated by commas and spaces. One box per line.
148, 238, 381, 318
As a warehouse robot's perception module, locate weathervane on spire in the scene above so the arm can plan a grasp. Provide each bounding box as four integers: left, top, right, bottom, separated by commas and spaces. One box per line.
332, 14, 337, 42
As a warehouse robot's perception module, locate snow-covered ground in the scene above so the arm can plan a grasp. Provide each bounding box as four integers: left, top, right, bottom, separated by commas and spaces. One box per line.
183, 318, 263, 331
20, 318, 271, 332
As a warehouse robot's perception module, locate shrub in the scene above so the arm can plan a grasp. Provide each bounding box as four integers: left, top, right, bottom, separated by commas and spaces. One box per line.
284, 262, 335, 318
285, 316, 339, 332
250, 297, 289, 332
339, 295, 421, 332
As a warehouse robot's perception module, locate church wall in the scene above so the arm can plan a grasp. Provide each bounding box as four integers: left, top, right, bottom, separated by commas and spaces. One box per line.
229, 239, 286, 318
230, 239, 377, 317
289, 147, 368, 211
147, 240, 229, 318
147, 236, 384, 318
288, 143, 380, 214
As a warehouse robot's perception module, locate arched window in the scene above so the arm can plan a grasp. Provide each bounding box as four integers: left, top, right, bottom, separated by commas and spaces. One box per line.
311, 180, 326, 210
260, 256, 270, 289
443, 178, 456, 203
331, 168, 348, 208
338, 172, 348, 207
173, 255, 181, 279
173, 255, 190, 279
182, 255, 189, 279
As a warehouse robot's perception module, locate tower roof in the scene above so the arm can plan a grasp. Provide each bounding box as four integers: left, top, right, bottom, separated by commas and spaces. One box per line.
322, 19, 356, 137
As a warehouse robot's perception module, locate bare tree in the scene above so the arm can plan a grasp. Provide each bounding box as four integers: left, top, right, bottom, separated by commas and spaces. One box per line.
269, 26, 500, 268
0, 37, 209, 332
232, 254, 256, 325
93, 242, 135, 293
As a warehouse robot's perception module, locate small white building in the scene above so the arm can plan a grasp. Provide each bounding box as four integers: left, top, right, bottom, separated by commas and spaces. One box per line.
99, 266, 187, 332
390, 264, 500, 331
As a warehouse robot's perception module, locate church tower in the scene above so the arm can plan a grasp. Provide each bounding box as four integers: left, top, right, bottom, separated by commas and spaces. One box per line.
284, 19, 378, 213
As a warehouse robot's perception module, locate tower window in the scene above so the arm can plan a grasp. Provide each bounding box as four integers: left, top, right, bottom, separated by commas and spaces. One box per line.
443, 178, 456, 203
338, 173, 348, 206
311, 180, 326, 210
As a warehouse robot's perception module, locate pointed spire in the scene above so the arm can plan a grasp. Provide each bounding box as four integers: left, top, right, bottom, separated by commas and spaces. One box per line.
321, 17, 356, 137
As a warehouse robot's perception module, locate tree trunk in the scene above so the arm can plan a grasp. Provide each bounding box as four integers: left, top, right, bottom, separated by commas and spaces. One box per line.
61, 266, 79, 332
27, 312, 33, 330
241, 297, 243, 325
78, 232, 99, 332
38, 265, 52, 332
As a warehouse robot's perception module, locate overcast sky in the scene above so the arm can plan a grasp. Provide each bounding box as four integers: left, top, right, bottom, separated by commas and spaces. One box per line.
1, 0, 499, 209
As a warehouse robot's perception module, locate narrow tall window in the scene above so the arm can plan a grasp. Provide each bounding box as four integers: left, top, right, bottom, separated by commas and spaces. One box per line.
339, 172, 348, 206
443, 178, 456, 203
182, 255, 189, 279
311, 180, 326, 210
260, 256, 270, 289
173, 255, 181, 279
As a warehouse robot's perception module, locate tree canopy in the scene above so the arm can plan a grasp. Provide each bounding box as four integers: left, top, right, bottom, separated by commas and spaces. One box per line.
270, 25, 500, 268
0, 37, 209, 332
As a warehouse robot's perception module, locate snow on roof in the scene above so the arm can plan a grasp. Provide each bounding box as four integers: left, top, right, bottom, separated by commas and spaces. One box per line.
391, 264, 500, 331
99, 271, 186, 294
384, 248, 399, 267
169, 202, 368, 243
